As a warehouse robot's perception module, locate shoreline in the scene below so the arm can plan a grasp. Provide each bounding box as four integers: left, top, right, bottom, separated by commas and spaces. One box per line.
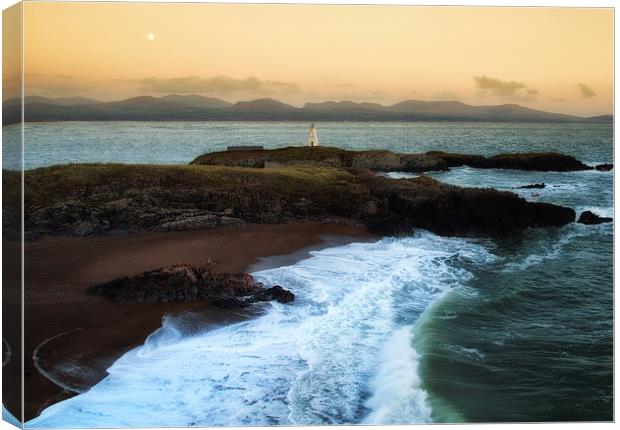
23, 221, 374, 421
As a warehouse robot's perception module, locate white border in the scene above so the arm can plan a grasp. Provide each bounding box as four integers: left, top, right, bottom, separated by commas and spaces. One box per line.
0, 2, 616, 430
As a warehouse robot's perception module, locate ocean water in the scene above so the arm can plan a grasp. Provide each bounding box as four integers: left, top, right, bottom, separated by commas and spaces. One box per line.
14, 121, 613, 426
2, 121, 613, 169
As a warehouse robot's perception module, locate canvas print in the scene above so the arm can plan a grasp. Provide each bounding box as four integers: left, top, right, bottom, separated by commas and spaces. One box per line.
1, 1, 614, 427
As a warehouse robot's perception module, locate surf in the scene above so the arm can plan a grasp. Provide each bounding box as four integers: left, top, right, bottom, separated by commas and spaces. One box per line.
27, 232, 490, 428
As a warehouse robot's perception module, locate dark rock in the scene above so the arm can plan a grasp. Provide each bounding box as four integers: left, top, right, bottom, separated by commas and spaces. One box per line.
253, 285, 295, 304
425, 151, 488, 168
362, 200, 379, 216
191, 146, 449, 173
87, 264, 295, 307
359, 173, 575, 237
577, 211, 612, 225
595, 163, 613, 171
158, 214, 219, 231
367, 215, 415, 236
211, 297, 248, 309
427, 151, 591, 172
487, 153, 591, 171
517, 183, 545, 189
193, 146, 590, 173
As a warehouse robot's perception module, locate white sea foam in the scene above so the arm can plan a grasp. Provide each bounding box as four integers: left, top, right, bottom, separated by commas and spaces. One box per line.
3, 405, 21, 428
378, 171, 419, 179
27, 232, 489, 428
363, 326, 432, 424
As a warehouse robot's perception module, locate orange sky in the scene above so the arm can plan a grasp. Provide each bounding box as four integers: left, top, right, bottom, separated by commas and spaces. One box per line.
13, 2, 615, 115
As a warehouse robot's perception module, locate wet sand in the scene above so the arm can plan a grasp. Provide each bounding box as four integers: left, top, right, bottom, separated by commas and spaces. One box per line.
21, 222, 373, 421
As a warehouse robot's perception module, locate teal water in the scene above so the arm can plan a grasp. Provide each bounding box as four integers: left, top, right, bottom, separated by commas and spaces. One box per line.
12, 121, 613, 426
418, 167, 613, 422
2, 121, 613, 169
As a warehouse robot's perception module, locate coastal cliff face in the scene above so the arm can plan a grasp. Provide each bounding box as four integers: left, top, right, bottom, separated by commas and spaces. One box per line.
9, 165, 372, 237
359, 173, 575, 236
6, 158, 576, 239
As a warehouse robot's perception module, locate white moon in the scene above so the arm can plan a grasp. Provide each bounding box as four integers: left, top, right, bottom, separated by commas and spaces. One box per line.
147, 33, 156, 41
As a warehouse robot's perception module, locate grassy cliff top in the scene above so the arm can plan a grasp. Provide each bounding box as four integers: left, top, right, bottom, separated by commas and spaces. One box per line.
191, 146, 349, 163
3, 160, 576, 238
5, 163, 359, 208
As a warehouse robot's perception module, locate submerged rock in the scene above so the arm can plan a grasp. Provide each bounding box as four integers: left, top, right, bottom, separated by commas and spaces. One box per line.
577, 211, 612, 225
517, 183, 546, 189
87, 264, 295, 308
253, 285, 295, 304
595, 163, 613, 171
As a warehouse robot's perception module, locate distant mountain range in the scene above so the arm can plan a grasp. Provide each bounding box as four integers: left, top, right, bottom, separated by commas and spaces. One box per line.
2, 94, 612, 125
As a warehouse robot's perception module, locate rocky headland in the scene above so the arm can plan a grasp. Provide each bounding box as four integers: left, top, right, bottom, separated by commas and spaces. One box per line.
191, 146, 593, 172
5, 147, 593, 240
424, 151, 592, 171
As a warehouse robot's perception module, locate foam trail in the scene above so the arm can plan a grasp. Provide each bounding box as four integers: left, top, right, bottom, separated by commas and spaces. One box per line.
27, 232, 488, 428
363, 326, 432, 424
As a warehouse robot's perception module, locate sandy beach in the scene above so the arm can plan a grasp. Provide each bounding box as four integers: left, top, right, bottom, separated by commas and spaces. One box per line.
22, 222, 372, 420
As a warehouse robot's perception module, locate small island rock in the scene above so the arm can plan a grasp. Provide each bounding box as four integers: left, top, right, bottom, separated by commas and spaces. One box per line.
577, 211, 612, 225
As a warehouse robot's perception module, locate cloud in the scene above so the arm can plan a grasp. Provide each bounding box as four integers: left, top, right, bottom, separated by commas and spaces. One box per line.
473, 75, 542, 103
577, 83, 596, 98
474, 75, 527, 97
137, 75, 300, 94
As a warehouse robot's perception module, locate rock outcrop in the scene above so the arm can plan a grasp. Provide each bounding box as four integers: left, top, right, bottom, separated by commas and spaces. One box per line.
577, 211, 612, 225
7, 163, 577, 239
12, 164, 372, 237
87, 264, 295, 308
192, 147, 592, 173
359, 173, 575, 236
427, 151, 591, 171
191, 146, 449, 173
595, 163, 613, 171
517, 183, 545, 189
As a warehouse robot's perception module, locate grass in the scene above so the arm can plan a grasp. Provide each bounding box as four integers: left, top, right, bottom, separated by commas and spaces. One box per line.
191, 146, 348, 163
8, 163, 360, 208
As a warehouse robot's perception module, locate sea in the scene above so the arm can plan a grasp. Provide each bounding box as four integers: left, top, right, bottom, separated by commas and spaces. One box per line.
6, 121, 612, 426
